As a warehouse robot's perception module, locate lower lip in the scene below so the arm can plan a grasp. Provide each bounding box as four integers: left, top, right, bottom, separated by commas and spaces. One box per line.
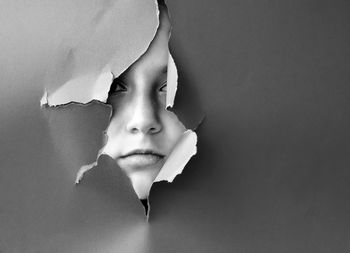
118, 154, 164, 170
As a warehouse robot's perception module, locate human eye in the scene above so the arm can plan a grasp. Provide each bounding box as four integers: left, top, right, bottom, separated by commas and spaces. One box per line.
159, 81, 167, 92
109, 78, 128, 94
115, 82, 127, 92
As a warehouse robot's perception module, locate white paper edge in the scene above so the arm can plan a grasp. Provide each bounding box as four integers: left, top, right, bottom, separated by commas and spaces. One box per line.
166, 52, 178, 108
154, 130, 197, 183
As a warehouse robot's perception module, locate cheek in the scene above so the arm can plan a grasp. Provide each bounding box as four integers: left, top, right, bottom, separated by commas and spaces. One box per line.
158, 92, 167, 107
104, 93, 186, 158
102, 96, 131, 157
160, 110, 186, 150
108, 96, 128, 131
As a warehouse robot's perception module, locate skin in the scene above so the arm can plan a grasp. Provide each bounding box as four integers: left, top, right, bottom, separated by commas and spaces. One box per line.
102, 4, 186, 199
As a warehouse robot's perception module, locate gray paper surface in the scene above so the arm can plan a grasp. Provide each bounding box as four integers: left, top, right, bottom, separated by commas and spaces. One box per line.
1, 0, 350, 252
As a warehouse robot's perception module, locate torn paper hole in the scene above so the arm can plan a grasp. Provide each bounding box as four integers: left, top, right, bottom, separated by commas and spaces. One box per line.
42, 0, 199, 217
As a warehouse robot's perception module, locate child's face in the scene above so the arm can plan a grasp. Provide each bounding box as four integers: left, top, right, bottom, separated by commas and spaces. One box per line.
102, 7, 186, 187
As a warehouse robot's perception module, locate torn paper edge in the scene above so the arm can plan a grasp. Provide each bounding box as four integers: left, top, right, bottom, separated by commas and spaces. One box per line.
40, 89, 48, 106
44, 71, 114, 107
75, 104, 113, 184
154, 130, 197, 183
165, 0, 177, 108
155, 0, 160, 20
141, 129, 197, 219
166, 52, 178, 108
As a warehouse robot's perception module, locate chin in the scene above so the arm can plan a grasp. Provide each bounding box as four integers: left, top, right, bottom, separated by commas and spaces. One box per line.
118, 162, 164, 200
118, 161, 163, 176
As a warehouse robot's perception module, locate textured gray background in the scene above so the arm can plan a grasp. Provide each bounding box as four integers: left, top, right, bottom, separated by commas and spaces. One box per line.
1, 0, 350, 252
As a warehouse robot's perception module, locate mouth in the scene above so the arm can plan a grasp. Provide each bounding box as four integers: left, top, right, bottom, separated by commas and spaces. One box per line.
117, 150, 165, 171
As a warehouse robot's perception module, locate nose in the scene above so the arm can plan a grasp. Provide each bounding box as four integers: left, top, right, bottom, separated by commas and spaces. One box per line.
126, 94, 162, 135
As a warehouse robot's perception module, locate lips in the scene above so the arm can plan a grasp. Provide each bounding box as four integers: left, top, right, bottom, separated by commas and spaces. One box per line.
117, 150, 165, 170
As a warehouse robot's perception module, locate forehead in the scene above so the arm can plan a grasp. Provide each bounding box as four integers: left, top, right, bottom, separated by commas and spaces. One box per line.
118, 7, 171, 84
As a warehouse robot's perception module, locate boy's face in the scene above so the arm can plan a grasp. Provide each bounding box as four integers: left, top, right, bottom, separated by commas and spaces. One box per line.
102, 7, 186, 185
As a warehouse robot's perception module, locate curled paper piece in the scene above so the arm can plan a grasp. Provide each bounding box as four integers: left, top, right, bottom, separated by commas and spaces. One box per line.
75, 107, 112, 184
43, 71, 114, 106
154, 130, 197, 183
40, 90, 48, 107
166, 52, 178, 108
41, 0, 159, 106
75, 161, 97, 184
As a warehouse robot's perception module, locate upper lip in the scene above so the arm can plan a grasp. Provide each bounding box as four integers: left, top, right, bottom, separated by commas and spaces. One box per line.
119, 149, 165, 159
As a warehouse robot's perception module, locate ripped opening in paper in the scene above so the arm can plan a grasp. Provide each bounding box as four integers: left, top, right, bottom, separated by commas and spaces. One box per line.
41, 0, 199, 217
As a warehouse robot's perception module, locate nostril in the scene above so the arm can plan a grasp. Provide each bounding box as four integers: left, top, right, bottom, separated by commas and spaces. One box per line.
125, 107, 162, 134
128, 125, 160, 134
